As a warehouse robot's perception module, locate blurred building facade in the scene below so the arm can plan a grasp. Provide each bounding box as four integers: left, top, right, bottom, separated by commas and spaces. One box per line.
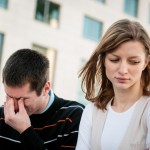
0, 0, 150, 105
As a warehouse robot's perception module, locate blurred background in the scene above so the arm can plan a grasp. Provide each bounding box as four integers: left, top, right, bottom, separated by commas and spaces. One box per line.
0, 0, 150, 106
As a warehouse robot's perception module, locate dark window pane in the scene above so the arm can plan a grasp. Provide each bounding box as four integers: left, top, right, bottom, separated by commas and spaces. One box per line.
49, 2, 60, 20
35, 0, 45, 21
35, 0, 60, 27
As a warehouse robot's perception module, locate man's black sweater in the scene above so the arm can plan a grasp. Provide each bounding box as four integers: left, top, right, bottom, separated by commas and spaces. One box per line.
0, 94, 84, 150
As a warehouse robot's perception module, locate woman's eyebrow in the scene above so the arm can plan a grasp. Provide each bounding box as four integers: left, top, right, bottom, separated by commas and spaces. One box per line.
109, 54, 141, 58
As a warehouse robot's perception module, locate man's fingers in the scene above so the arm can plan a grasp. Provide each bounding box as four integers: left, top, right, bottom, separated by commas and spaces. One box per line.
18, 98, 26, 113
5, 98, 15, 115
4, 98, 16, 125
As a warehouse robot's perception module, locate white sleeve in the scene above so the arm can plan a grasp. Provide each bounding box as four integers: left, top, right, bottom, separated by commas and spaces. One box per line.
75, 102, 94, 150
146, 105, 150, 148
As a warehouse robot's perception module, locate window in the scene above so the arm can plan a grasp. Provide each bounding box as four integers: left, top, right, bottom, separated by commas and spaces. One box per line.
0, 0, 8, 9
83, 16, 103, 41
35, 0, 60, 28
32, 44, 57, 87
77, 59, 89, 106
96, 0, 105, 3
124, 0, 138, 17
148, 4, 150, 24
0, 33, 4, 68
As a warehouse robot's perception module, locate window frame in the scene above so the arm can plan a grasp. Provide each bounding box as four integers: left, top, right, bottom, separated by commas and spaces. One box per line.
124, 0, 138, 17
32, 43, 57, 87
0, 33, 4, 69
0, 0, 8, 9
83, 16, 103, 41
35, 0, 60, 28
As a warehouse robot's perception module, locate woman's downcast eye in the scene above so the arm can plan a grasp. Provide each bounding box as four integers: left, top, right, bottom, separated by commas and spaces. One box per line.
109, 59, 119, 62
108, 58, 141, 65
129, 61, 140, 64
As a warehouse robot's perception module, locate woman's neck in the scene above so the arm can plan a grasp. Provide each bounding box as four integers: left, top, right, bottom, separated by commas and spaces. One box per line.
112, 86, 143, 112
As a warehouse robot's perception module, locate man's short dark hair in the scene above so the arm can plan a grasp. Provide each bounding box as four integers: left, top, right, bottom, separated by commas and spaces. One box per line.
2, 48, 49, 96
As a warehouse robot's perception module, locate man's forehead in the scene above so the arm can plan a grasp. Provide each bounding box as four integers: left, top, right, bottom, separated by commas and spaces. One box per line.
6, 92, 30, 100
4, 83, 33, 98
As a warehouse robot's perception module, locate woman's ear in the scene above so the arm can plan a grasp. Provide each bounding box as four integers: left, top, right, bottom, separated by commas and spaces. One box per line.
148, 55, 150, 62
42, 81, 50, 96
144, 55, 150, 69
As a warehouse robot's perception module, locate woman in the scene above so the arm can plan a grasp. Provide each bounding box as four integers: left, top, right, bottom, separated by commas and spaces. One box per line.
76, 19, 150, 150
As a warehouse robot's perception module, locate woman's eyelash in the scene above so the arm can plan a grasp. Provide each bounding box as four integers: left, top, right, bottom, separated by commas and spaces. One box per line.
130, 61, 140, 64
109, 59, 140, 64
110, 59, 119, 62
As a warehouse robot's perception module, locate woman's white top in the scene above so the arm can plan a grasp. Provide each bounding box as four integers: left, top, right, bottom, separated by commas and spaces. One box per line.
75, 99, 150, 150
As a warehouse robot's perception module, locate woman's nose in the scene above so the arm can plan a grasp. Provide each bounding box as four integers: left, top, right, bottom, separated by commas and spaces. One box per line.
118, 62, 128, 75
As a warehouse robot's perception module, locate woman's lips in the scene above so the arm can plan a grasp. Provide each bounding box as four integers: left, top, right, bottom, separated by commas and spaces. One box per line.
115, 77, 129, 83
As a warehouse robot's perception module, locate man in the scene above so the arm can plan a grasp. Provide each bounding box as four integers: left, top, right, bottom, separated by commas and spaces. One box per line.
0, 49, 84, 150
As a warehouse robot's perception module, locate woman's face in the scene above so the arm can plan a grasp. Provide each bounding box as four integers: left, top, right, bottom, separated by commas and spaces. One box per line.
105, 40, 149, 92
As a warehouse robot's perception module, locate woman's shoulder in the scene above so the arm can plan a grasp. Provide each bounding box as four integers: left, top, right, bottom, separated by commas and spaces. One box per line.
138, 95, 150, 105
81, 102, 95, 117
142, 95, 150, 100
85, 101, 95, 110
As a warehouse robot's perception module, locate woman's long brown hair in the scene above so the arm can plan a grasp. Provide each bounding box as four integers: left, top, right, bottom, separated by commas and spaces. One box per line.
79, 19, 150, 110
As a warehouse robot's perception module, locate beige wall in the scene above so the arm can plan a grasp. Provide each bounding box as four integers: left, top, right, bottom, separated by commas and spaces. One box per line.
0, 0, 150, 105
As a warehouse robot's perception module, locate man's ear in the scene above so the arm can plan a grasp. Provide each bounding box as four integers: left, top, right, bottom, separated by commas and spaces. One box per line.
42, 81, 50, 96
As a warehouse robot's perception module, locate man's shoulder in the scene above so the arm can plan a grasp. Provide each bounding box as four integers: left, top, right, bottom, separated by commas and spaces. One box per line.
54, 94, 85, 111
60, 98, 85, 110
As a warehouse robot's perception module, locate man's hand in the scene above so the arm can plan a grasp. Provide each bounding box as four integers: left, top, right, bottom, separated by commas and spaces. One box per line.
4, 98, 31, 134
